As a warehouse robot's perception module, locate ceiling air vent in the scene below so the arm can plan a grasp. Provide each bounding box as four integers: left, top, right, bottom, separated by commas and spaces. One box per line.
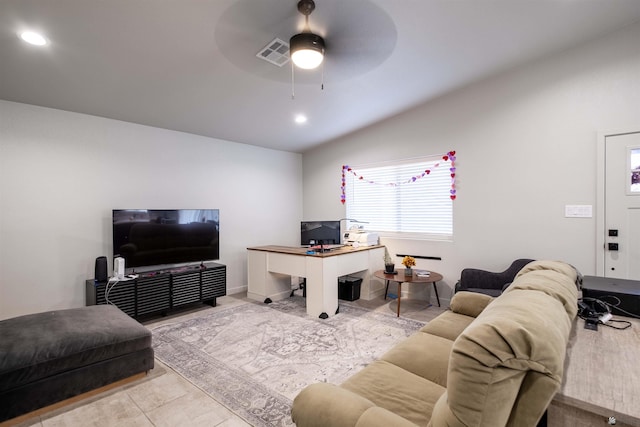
256, 38, 290, 67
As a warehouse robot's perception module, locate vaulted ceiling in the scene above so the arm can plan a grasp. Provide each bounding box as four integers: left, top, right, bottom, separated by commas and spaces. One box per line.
2, 0, 639, 152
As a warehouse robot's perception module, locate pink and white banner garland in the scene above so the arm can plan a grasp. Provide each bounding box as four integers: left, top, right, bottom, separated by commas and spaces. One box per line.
340, 151, 457, 204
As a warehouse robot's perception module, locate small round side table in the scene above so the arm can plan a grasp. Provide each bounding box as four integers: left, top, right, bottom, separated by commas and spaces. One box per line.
374, 270, 443, 317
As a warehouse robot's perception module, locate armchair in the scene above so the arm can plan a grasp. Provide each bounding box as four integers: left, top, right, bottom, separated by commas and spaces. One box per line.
455, 258, 535, 296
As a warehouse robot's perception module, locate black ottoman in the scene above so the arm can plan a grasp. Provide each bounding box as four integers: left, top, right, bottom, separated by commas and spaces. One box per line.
0, 305, 154, 422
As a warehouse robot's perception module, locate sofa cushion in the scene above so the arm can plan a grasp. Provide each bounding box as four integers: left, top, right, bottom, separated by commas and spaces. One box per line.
356, 407, 420, 427
381, 332, 452, 387
0, 305, 152, 393
341, 360, 445, 426
419, 292, 493, 342
419, 311, 474, 342
292, 382, 376, 427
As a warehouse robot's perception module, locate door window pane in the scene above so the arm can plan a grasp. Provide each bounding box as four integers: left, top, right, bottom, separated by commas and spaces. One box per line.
630, 147, 640, 193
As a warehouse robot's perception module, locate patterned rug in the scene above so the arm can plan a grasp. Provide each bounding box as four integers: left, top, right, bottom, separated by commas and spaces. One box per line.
151, 296, 425, 426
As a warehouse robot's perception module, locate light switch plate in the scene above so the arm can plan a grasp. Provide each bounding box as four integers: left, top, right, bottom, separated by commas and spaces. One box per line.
565, 205, 593, 218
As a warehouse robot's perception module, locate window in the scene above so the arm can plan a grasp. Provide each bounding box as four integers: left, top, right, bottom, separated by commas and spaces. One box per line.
344, 156, 454, 240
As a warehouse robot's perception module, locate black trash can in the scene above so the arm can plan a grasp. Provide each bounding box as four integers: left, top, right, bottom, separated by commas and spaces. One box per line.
338, 276, 363, 301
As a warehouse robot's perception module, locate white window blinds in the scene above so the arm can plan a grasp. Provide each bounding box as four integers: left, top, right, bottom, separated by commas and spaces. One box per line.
345, 156, 453, 240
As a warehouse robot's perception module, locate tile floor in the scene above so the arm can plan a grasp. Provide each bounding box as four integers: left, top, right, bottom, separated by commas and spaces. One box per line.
10, 360, 251, 427
6, 292, 446, 427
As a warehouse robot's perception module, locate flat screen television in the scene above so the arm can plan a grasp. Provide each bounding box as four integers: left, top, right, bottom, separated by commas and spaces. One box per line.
300, 220, 341, 246
113, 209, 219, 271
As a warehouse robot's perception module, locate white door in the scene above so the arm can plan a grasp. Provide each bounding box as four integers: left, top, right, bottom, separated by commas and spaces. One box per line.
604, 131, 640, 279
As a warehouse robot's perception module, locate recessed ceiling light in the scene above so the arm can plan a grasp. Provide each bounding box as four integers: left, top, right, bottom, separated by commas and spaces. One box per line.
19, 31, 48, 46
294, 114, 308, 124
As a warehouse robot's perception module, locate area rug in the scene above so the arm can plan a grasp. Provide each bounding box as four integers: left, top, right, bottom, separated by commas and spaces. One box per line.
151, 296, 425, 426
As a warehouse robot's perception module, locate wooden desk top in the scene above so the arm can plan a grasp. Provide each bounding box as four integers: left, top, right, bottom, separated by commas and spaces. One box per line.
247, 244, 383, 258
374, 269, 443, 284
555, 316, 640, 425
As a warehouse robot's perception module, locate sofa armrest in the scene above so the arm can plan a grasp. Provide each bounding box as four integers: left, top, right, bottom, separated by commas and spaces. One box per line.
449, 291, 494, 318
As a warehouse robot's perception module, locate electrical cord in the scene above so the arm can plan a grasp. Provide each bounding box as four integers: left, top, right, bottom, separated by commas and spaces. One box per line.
104, 275, 138, 306
578, 296, 632, 330
597, 318, 631, 330
591, 295, 640, 319
104, 277, 119, 306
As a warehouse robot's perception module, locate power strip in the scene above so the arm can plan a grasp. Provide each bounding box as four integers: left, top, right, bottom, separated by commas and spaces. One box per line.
108, 274, 138, 282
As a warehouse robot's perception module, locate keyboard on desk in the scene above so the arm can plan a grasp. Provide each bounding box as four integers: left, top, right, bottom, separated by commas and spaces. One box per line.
308, 244, 344, 251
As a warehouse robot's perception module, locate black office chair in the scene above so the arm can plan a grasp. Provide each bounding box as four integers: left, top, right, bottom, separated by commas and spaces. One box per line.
454, 259, 535, 297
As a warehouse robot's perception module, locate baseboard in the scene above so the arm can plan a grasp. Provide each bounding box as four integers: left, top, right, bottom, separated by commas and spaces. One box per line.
227, 284, 247, 296
247, 289, 291, 303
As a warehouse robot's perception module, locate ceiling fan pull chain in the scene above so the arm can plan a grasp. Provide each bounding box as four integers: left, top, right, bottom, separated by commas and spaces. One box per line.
291, 61, 296, 100
321, 62, 324, 91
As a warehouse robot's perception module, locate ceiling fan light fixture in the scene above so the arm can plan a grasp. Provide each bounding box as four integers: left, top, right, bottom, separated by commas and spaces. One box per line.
290, 32, 325, 70
19, 31, 48, 46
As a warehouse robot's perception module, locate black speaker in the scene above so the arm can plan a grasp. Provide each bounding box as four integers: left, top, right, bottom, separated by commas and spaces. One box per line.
95, 256, 108, 283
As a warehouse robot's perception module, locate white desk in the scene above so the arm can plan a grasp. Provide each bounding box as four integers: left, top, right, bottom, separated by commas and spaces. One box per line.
247, 245, 384, 318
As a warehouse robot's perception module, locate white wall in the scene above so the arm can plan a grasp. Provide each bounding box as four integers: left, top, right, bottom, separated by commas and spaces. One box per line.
302, 22, 640, 305
0, 101, 302, 320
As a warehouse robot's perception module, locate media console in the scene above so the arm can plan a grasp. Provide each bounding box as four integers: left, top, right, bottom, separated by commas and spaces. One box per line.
581, 275, 640, 317
86, 262, 226, 319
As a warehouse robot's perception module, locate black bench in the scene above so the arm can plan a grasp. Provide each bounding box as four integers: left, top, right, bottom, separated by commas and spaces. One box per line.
0, 305, 154, 422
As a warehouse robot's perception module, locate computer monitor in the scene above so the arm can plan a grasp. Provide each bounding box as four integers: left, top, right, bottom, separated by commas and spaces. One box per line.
300, 221, 341, 246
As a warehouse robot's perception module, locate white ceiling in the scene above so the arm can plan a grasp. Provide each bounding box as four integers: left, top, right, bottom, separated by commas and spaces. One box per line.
1, 0, 640, 153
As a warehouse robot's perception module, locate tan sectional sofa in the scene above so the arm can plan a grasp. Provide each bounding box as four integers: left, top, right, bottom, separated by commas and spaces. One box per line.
291, 260, 579, 427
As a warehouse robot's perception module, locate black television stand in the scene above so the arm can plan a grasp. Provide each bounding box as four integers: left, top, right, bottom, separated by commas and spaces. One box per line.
86, 262, 226, 319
